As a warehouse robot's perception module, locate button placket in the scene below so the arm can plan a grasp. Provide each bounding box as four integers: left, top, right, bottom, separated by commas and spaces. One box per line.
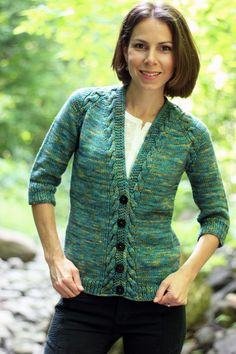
119, 195, 128, 205
116, 242, 125, 251
117, 218, 126, 228
114, 193, 128, 295
116, 285, 124, 295
115, 264, 124, 273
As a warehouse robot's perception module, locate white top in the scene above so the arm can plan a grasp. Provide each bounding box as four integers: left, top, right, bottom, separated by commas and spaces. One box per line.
125, 111, 152, 178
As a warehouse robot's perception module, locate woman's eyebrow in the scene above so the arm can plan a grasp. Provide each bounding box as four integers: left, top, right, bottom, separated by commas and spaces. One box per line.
158, 41, 173, 44
132, 38, 173, 44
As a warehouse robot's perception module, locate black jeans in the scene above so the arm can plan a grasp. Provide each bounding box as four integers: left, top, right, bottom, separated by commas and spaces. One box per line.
44, 292, 186, 354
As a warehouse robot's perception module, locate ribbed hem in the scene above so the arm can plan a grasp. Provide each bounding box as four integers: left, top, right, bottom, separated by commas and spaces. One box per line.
82, 277, 104, 294
81, 277, 159, 302
198, 219, 229, 247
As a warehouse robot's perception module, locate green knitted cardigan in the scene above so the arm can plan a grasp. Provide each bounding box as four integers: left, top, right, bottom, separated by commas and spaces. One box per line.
28, 85, 229, 301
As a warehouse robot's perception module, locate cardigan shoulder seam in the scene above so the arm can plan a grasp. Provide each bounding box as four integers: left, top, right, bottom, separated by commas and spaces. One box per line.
168, 103, 212, 168
169, 103, 209, 148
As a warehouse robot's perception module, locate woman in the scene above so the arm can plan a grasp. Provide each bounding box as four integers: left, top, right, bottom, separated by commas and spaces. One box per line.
29, 2, 229, 353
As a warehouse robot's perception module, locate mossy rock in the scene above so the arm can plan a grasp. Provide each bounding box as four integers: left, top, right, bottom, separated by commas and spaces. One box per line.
215, 304, 236, 328
186, 275, 212, 329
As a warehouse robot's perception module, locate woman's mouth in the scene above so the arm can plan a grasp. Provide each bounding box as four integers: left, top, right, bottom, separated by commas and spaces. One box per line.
140, 71, 161, 79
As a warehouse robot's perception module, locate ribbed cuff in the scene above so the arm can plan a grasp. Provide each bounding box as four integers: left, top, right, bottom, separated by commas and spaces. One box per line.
198, 220, 229, 247
28, 191, 56, 206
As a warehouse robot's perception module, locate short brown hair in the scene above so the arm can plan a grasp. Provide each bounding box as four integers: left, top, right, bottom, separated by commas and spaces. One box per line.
111, 2, 200, 98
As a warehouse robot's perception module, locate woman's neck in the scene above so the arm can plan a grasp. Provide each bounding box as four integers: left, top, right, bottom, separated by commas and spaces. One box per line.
125, 85, 165, 123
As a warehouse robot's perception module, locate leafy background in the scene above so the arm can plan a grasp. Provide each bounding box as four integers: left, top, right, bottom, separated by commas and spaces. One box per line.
0, 0, 235, 267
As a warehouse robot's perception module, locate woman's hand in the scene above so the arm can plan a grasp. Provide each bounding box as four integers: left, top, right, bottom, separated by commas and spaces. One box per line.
153, 268, 192, 306
48, 256, 84, 298
31, 204, 84, 298
153, 235, 220, 306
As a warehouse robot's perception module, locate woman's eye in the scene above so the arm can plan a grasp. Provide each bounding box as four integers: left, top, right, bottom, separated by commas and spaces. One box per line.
161, 45, 172, 52
134, 43, 145, 49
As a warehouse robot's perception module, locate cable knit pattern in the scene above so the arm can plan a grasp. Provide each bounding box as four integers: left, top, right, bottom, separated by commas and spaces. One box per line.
102, 89, 120, 293
28, 85, 230, 301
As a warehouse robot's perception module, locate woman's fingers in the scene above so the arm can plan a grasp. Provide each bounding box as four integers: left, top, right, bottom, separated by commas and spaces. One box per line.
54, 274, 81, 298
153, 271, 189, 306
72, 266, 84, 292
49, 257, 84, 298
153, 279, 170, 303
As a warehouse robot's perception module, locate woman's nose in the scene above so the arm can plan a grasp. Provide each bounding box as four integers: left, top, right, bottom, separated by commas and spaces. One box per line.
144, 49, 158, 65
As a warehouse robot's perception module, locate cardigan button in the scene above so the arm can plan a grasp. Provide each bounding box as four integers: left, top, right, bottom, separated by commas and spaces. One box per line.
117, 218, 126, 228
116, 242, 125, 251
120, 195, 128, 205
116, 285, 124, 295
115, 264, 124, 273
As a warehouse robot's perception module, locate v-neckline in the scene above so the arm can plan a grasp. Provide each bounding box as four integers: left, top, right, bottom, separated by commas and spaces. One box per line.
113, 86, 170, 192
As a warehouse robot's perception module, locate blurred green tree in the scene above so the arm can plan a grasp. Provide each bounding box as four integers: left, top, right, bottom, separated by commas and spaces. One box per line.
0, 0, 75, 158
1, 0, 235, 159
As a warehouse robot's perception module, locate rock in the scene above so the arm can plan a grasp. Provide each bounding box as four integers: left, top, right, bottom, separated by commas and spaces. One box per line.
0, 350, 8, 354
214, 328, 236, 354
0, 254, 55, 353
25, 255, 48, 271
226, 293, 236, 309
0, 289, 22, 300
0, 310, 15, 327
34, 319, 51, 333
27, 288, 46, 298
207, 266, 233, 290
32, 344, 44, 354
181, 339, 198, 354
10, 339, 35, 354
11, 329, 46, 344
0, 323, 11, 342
195, 326, 215, 347
0, 258, 10, 272
231, 258, 236, 271
212, 280, 236, 303
3, 297, 47, 323
214, 330, 225, 340
8, 257, 25, 269
217, 295, 236, 326
0, 228, 37, 262
214, 305, 236, 328
0, 277, 10, 290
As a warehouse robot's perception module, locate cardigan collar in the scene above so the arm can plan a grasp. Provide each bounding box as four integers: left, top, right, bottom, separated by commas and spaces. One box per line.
113, 85, 171, 192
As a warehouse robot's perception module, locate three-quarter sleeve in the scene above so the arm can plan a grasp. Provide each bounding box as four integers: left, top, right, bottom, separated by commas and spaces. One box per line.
186, 126, 230, 246
28, 91, 84, 206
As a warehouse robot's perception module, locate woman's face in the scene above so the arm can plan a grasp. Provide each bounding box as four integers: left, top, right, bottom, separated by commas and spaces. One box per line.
123, 18, 175, 95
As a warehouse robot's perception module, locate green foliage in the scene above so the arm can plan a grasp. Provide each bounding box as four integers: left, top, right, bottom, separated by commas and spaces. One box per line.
215, 313, 236, 328
0, 157, 70, 238
0, 0, 77, 157
1, 0, 236, 156
0, 157, 35, 235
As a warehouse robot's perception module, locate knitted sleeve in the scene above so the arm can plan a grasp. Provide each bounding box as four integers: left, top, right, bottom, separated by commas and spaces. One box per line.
28, 90, 84, 206
186, 125, 230, 246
